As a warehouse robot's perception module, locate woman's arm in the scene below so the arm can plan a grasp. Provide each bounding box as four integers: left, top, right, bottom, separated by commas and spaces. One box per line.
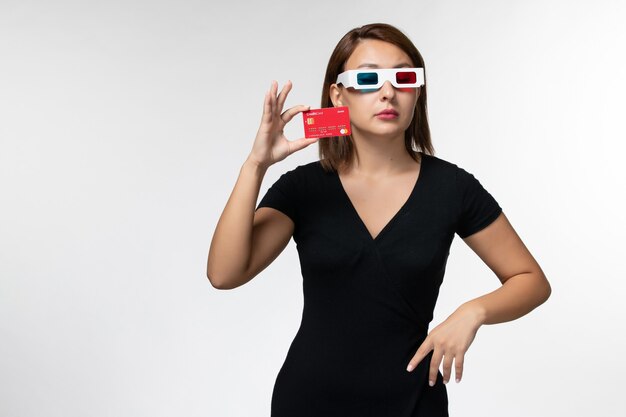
206, 158, 267, 288
460, 212, 552, 325
206, 157, 298, 290
206, 80, 316, 290
406, 212, 551, 384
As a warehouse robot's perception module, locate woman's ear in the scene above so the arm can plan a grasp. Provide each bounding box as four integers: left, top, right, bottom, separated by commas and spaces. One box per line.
329, 83, 343, 107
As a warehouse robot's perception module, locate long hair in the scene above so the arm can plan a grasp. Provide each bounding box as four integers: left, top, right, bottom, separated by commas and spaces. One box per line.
318, 23, 435, 172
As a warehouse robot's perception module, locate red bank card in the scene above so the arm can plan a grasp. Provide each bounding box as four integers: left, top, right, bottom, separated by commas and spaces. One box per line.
302, 106, 351, 138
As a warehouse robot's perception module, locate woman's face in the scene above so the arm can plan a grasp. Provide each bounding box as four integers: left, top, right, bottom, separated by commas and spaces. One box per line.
330, 39, 420, 141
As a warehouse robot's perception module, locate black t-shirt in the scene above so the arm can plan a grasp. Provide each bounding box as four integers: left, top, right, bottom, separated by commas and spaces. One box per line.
255, 151, 502, 417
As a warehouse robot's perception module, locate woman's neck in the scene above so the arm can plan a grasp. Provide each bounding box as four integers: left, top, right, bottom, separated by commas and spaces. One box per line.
344, 131, 418, 178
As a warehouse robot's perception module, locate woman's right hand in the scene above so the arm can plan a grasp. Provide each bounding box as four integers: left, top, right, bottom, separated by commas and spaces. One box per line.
247, 80, 319, 169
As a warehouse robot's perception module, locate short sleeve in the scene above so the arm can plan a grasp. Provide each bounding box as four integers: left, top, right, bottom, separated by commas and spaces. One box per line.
455, 166, 502, 238
255, 168, 299, 224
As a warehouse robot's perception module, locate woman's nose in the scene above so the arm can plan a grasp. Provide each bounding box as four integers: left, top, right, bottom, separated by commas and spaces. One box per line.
379, 80, 396, 100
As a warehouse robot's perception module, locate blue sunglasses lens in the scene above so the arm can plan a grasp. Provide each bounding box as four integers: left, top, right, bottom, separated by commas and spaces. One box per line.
357, 72, 378, 85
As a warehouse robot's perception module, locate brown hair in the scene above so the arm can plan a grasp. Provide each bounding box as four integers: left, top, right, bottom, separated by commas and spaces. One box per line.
318, 23, 435, 173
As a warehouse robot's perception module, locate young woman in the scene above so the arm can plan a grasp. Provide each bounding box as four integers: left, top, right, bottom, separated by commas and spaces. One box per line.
207, 23, 551, 417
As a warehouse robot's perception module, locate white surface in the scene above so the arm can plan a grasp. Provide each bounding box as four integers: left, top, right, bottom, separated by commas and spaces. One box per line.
1, 0, 624, 416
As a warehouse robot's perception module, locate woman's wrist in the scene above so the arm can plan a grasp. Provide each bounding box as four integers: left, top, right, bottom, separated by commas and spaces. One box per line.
243, 157, 270, 175
459, 301, 488, 328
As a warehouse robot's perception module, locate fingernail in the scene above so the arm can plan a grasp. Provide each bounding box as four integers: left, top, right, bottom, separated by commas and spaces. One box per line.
406, 364, 414, 372
456, 378, 460, 383
429, 380, 434, 386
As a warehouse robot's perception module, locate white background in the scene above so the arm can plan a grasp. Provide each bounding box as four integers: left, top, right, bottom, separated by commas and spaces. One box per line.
1, 0, 625, 416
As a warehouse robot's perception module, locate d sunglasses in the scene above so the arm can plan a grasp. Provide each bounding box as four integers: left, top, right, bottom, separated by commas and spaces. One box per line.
336, 67, 424, 92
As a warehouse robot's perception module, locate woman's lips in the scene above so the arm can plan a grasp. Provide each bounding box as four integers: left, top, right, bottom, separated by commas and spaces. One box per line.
375, 112, 399, 120
375, 108, 399, 119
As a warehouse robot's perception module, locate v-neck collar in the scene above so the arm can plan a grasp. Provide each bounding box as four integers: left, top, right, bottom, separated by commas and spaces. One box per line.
333, 152, 427, 244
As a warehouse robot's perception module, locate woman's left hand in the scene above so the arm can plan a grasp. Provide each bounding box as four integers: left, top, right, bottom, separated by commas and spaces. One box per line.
406, 302, 485, 385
